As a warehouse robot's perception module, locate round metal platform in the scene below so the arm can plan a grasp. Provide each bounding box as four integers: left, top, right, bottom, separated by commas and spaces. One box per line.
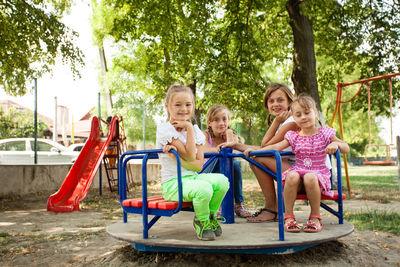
107, 211, 353, 254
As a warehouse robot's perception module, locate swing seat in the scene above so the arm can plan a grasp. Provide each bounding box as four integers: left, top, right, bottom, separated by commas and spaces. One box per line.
363, 161, 396, 166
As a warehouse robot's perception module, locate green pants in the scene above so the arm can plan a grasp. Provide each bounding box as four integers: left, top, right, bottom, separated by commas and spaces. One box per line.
161, 173, 229, 221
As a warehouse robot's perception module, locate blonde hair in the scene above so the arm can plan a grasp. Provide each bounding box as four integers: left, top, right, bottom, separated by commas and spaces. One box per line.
165, 83, 195, 121
206, 104, 230, 138
263, 83, 295, 126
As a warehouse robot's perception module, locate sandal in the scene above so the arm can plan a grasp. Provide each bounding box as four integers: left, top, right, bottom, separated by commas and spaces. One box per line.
303, 215, 322, 233
246, 208, 277, 223
234, 203, 252, 218
284, 215, 302, 233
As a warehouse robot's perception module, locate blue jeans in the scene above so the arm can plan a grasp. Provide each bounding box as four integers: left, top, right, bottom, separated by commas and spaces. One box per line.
208, 159, 244, 204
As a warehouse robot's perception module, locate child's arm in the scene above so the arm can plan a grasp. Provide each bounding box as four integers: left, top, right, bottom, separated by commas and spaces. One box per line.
244, 139, 290, 157
224, 129, 243, 153
169, 121, 197, 161
163, 144, 204, 172
261, 121, 298, 147
261, 111, 290, 146
326, 136, 350, 154
180, 144, 205, 172
202, 131, 219, 153
218, 141, 259, 152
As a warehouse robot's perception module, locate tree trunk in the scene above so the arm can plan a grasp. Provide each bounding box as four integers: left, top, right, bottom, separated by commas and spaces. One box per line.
99, 46, 113, 115
188, 80, 203, 128
286, 0, 322, 112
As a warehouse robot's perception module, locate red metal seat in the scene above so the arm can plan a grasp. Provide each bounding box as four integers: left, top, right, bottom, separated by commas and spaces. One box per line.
296, 191, 346, 200
122, 195, 192, 210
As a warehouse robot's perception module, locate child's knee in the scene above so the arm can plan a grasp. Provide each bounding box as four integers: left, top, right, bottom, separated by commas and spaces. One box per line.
193, 183, 213, 201
303, 173, 318, 186
214, 174, 229, 191
286, 171, 300, 185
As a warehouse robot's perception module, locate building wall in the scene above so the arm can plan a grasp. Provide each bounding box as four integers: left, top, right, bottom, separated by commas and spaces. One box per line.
0, 163, 161, 197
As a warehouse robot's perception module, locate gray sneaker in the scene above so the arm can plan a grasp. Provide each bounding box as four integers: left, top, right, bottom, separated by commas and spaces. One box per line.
193, 217, 216, 241
210, 214, 225, 237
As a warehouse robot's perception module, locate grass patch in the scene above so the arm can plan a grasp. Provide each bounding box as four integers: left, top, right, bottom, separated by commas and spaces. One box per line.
0, 232, 11, 237
346, 166, 399, 201
345, 210, 400, 235
244, 165, 399, 202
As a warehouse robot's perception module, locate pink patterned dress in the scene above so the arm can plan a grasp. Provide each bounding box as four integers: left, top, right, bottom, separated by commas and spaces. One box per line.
282, 126, 336, 197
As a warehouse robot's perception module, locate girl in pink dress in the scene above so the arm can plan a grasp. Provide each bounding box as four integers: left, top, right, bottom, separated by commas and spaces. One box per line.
261, 94, 349, 233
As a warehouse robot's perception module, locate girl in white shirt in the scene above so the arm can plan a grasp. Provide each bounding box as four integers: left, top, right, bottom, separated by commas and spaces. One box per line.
156, 84, 229, 241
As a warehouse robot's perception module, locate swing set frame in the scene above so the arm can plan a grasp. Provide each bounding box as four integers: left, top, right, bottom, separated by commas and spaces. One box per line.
329, 72, 400, 193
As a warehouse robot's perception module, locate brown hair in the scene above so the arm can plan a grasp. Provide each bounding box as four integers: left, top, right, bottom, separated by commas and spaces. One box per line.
165, 83, 195, 121
206, 104, 230, 138
263, 83, 295, 126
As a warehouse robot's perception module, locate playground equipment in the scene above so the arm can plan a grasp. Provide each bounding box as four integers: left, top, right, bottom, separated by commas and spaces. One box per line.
329, 72, 400, 192
47, 115, 133, 212
363, 81, 396, 166
107, 148, 352, 254
47, 116, 118, 212
102, 116, 134, 192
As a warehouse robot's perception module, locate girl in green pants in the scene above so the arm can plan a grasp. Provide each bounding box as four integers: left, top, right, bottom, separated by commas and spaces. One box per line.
156, 84, 229, 241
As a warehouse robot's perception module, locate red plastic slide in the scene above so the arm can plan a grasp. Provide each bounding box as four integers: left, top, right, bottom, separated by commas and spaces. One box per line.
47, 116, 118, 212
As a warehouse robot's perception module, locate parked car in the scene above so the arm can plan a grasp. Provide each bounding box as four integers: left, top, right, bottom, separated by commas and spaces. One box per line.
0, 138, 79, 164
67, 143, 85, 152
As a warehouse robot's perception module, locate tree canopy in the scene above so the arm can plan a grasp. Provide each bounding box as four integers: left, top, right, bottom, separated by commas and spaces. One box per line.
0, 107, 50, 138
0, 0, 84, 95
91, 0, 400, 149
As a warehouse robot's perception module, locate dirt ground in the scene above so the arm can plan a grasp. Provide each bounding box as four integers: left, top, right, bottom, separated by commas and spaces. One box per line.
1, 184, 400, 267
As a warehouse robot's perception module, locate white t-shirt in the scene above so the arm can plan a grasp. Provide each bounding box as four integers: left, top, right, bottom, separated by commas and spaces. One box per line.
156, 122, 205, 183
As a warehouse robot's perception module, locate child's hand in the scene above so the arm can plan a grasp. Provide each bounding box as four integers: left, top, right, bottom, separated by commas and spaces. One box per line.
217, 141, 237, 151
244, 148, 255, 158
223, 128, 235, 142
171, 121, 192, 132
275, 110, 291, 124
163, 144, 178, 158
325, 142, 339, 154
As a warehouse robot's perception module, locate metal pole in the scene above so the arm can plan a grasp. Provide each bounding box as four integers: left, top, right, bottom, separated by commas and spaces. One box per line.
53, 96, 57, 142
389, 79, 393, 145
98, 92, 102, 196
220, 147, 234, 223
34, 78, 38, 164
397, 136, 400, 189
143, 103, 146, 150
